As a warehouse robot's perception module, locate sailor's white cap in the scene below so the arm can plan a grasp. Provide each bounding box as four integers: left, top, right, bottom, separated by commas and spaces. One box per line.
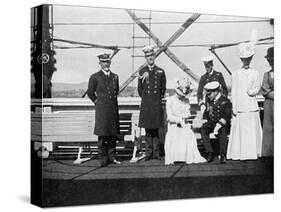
202, 55, 214, 63
142, 45, 155, 54
204, 81, 220, 91
96, 52, 111, 61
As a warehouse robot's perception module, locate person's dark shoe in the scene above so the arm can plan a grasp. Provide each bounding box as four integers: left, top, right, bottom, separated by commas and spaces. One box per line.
98, 160, 108, 167
207, 152, 214, 162
144, 156, 152, 161
220, 153, 226, 164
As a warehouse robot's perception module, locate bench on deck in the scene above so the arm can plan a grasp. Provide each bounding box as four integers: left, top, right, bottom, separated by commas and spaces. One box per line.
31, 111, 137, 161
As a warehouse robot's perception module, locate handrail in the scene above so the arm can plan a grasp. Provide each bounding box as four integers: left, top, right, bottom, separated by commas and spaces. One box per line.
31, 96, 265, 107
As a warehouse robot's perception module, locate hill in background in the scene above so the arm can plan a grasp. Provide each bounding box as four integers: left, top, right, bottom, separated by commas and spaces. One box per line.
32, 81, 230, 98
51, 82, 183, 98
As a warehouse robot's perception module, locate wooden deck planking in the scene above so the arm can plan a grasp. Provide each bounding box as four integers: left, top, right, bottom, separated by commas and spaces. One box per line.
41, 158, 273, 180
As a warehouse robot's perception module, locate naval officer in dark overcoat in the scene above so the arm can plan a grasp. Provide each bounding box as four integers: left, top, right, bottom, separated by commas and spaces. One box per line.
200, 81, 232, 163
197, 56, 228, 113
138, 46, 166, 160
88, 52, 121, 166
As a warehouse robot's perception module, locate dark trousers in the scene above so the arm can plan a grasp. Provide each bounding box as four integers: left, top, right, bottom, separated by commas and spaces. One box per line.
98, 136, 117, 163
145, 128, 160, 159
200, 122, 228, 154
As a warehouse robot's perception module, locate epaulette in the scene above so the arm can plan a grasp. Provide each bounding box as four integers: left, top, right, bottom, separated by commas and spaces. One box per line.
139, 66, 147, 75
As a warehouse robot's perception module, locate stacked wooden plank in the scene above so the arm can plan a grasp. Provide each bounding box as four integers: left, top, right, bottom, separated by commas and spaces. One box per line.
31, 111, 136, 158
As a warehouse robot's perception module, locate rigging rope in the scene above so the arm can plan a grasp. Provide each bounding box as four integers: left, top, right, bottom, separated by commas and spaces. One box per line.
52, 19, 271, 26
210, 37, 273, 50
53, 38, 273, 50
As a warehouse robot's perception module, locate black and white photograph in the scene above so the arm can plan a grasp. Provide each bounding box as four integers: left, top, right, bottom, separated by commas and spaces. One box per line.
3, 0, 280, 211
29, 3, 275, 207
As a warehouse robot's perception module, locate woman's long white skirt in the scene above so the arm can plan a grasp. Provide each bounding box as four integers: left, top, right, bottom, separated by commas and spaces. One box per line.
165, 124, 206, 165
227, 111, 262, 160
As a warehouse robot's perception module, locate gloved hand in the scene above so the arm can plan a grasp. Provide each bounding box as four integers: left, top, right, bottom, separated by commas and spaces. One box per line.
181, 118, 191, 128
213, 123, 222, 135
200, 104, 206, 114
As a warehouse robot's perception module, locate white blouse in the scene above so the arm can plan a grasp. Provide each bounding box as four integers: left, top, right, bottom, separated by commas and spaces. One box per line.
166, 95, 191, 123
231, 68, 261, 113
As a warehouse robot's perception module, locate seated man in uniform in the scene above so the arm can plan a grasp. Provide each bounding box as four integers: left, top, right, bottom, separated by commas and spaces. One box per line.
200, 81, 232, 163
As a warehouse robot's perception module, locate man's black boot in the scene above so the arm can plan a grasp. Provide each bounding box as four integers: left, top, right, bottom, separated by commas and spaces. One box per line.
220, 153, 226, 164
207, 152, 214, 162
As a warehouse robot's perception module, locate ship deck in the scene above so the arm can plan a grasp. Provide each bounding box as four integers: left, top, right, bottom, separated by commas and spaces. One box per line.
40, 157, 273, 207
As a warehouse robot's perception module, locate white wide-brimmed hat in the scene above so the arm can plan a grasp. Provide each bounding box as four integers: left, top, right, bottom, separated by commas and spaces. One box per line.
175, 78, 192, 97
238, 42, 256, 58
238, 29, 258, 58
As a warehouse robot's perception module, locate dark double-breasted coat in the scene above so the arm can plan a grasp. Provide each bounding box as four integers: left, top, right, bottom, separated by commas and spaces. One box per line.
201, 94, 232, 153
260, 70, 274, 157
197, 70, 228, 105
138, 65, 166, 129
203, 95, 232, 130
88, 70, 119, 136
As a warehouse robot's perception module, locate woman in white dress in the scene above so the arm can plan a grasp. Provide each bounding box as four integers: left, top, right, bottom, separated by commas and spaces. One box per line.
165, 78, 206, 165
227, 42, 262, 160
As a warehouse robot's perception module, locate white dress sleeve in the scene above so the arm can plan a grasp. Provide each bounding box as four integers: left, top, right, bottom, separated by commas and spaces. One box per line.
247, 70, 261, 96
231, 72, 237, 114
166, 97, 181, 123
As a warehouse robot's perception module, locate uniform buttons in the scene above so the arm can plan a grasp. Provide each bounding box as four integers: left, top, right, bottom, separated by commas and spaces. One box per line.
154, 91, 157, 94
148, 91, 150, 94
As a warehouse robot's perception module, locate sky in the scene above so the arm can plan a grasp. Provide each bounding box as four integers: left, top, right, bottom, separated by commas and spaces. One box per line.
39, 4, 273, 89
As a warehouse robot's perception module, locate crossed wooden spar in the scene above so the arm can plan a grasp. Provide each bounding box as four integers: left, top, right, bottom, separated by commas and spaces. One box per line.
54, 13, 201, 93
119, 11, 201, 93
